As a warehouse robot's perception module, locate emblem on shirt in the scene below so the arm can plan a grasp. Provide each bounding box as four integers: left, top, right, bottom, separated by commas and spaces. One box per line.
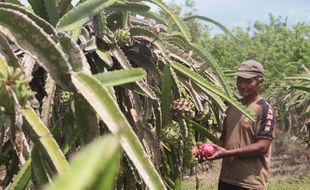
264, 107, 274, 132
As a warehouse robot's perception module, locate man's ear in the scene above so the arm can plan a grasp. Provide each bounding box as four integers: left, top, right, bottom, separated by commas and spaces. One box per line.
258, 78, 264, 87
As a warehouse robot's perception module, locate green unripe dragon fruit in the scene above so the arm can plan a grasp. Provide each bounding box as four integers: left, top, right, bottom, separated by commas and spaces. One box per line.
160, 121, 180, 146
114, 28, 132, 46
170, 98, 195, 119
0, 66, 33, 111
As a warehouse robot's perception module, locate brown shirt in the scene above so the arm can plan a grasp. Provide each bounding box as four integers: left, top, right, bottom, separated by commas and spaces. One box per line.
219, 98, 276, 190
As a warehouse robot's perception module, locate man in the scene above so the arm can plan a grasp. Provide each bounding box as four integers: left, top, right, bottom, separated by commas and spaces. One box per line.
208, 60, 276, 190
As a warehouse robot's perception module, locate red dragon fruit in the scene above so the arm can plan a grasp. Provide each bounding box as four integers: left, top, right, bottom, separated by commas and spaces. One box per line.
199, 143, 215, 158
192, 143, 215, 162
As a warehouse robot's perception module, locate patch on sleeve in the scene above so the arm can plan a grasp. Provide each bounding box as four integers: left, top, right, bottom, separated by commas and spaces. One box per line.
257, 99, 275, 139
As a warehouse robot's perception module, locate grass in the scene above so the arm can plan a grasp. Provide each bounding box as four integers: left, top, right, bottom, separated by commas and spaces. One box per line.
268, 178, 310, 190
182, 177, 310, 190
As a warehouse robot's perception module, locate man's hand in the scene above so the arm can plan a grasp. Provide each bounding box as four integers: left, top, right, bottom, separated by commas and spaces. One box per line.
207, 144, 227, 160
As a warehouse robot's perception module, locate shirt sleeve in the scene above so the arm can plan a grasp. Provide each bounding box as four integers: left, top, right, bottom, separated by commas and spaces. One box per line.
256, 101, 276, 140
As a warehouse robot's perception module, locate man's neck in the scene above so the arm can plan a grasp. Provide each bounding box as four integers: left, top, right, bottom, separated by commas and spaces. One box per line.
242, 94, 260, 106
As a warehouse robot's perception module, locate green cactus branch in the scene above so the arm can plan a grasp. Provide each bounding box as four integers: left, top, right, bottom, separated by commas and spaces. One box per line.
22, 106, 69, 174
71, 72, 167, 190
0, 7, 73, 90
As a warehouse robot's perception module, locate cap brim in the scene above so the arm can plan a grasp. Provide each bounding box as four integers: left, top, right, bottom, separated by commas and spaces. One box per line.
235, 72, 258, 79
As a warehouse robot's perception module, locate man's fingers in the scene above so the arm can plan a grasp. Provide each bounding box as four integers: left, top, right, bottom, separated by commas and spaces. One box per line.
207, 153, 218, 160
211, 143, 220, 149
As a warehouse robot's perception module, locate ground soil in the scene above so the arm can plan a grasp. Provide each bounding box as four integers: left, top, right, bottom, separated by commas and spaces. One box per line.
183, 129, 310, 187
270, 129, 310, 182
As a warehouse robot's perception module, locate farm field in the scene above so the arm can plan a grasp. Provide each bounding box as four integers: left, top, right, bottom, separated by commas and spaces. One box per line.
0, 0, 309, 189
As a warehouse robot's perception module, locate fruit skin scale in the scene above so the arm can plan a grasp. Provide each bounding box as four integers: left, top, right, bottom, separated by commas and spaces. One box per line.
191, 146, 199, 156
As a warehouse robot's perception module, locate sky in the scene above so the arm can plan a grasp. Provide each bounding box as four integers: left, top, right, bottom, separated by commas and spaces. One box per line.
20, 0, 310, 33
168, 0, 310, 33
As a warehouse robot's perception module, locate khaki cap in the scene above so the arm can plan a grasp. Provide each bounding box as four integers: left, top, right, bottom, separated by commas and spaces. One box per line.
236, 60, 264, 79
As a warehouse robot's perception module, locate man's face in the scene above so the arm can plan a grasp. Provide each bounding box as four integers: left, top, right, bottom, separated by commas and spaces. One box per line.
236, 76, 261, 98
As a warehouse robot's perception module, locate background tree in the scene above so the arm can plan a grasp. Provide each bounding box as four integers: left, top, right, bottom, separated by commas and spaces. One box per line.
202, 13, 310, 90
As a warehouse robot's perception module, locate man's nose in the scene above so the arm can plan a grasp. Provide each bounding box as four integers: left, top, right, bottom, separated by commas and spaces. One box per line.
238, 81, 247, 88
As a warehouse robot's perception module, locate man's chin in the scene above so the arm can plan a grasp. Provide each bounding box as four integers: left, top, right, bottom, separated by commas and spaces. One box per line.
239, 92, 248, 97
